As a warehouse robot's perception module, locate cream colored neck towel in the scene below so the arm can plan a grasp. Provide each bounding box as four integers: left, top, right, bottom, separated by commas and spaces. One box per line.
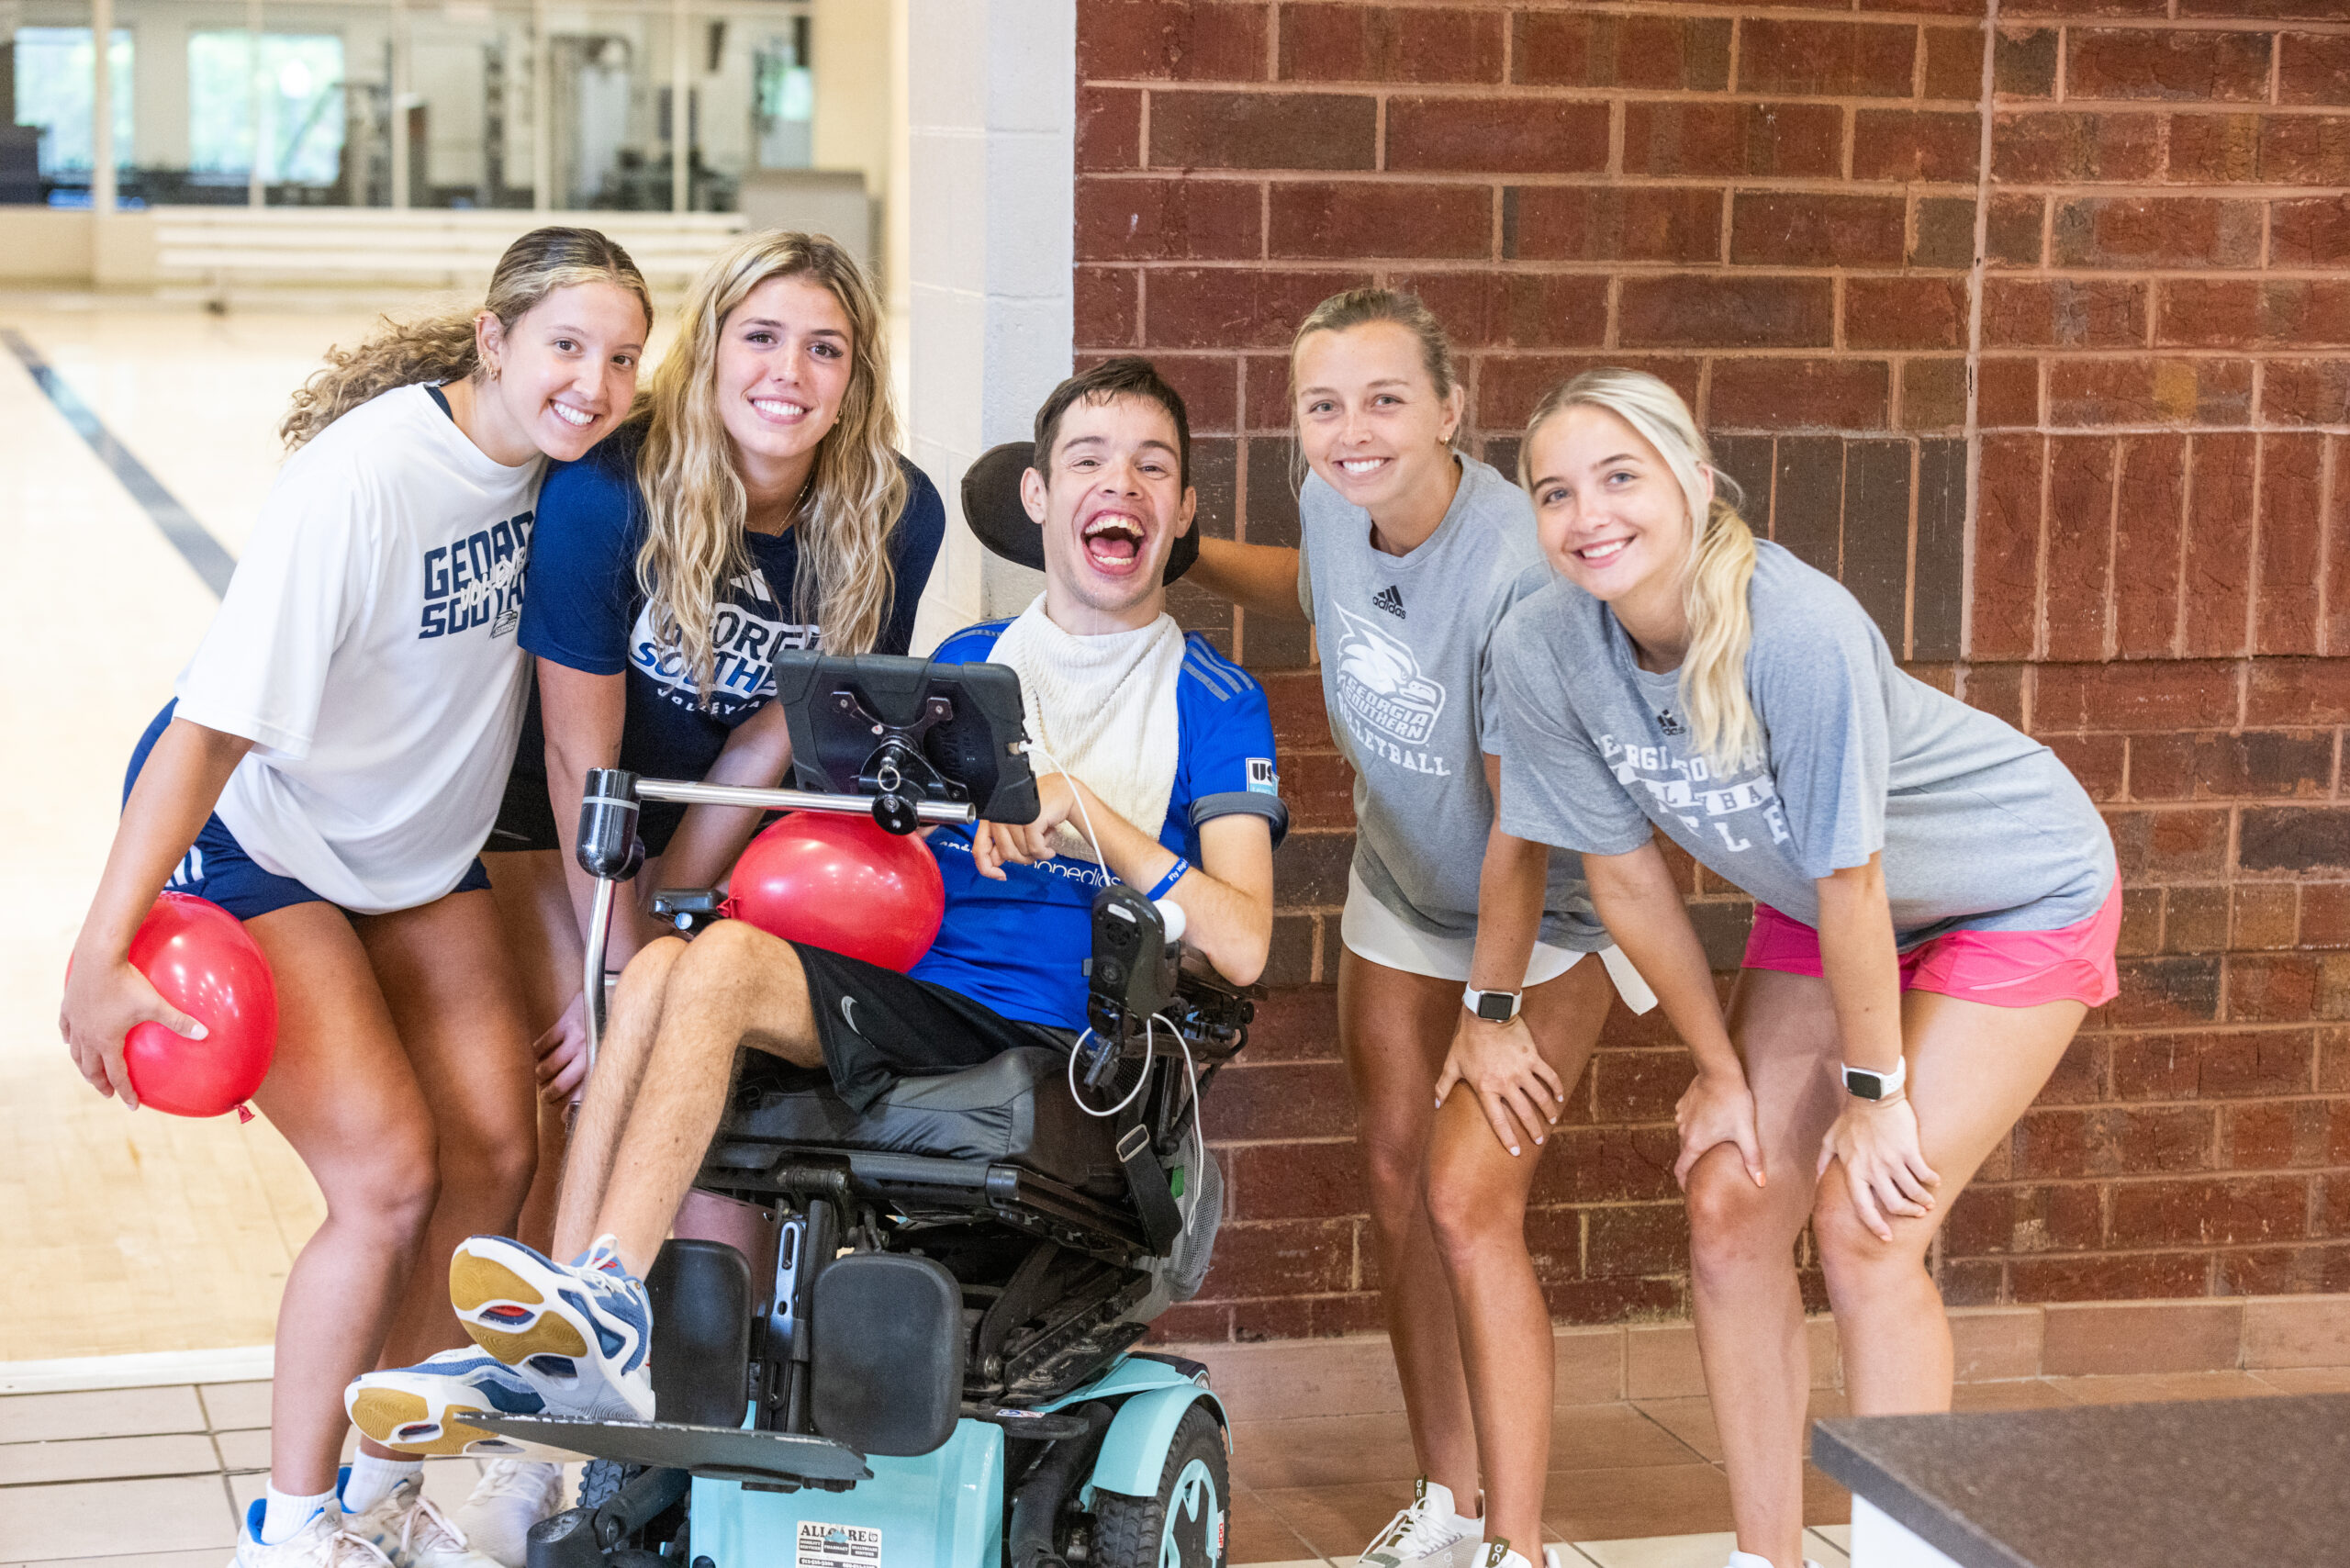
989, 595, 1186, 864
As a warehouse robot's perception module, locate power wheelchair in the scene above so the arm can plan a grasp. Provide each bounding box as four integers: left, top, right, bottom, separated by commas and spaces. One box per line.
476, 643, 1256, 1568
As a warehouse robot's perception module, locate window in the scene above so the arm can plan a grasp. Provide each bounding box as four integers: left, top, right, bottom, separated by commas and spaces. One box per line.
188, 32, 345, 187
13, 27, 133, 177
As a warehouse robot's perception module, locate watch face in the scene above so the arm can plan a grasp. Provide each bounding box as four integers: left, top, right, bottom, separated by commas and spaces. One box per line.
1845, 1070, 1884, 1100
1476, 993, 1516, 1023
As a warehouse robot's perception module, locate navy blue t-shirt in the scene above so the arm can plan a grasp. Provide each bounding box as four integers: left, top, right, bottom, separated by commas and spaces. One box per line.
516, 426, 946, 786
909, 622, 1289, 1032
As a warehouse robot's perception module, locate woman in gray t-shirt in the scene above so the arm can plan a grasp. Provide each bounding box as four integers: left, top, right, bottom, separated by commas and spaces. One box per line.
1191, 290, 1651, 1568
1493, 369, 2118, 1568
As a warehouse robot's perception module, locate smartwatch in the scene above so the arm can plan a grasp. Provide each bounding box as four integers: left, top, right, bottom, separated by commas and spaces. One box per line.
1841, 1058, 1908, 1102
1462, 986, 1522, 1024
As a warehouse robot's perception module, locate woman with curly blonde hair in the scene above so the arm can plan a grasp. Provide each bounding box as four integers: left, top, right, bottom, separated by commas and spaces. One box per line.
62, 227, 650, 1567
476, 226, 941, 1383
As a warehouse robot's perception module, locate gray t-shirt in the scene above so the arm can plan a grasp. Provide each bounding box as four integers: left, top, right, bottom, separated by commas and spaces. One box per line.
1494, 542, 2115, 943
1300, 454, 1609, 951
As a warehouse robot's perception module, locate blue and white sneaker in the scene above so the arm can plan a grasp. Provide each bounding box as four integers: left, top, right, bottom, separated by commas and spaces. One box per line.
343, 1348, 557, 1459
449, 1233, 655, 1423
229, 1498, 393, 1568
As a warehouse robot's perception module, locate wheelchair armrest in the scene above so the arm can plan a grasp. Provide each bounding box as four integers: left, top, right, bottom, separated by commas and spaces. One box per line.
1163, 964, 1256, 1063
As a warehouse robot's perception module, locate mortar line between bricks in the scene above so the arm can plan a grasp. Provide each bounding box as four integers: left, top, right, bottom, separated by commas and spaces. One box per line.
2010, 16, 2350, 36
1096, 259, 2350, 283
1128, 0, 2350, 32
1964, 0, 1999, 667
1097, 184, 2350, 210
1124, 85, 2350, 113
1108, 82, 1993, 106
2318, 440, 2338, 662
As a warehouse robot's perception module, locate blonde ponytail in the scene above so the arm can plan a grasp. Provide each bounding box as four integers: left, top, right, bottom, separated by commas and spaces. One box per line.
1680, 492, 1762, 772
279, 226, 652, 450
1519, 368, 1762, 772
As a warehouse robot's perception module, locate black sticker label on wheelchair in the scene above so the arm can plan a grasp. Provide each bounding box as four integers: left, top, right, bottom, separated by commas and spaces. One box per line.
797, 1521, 880, 1566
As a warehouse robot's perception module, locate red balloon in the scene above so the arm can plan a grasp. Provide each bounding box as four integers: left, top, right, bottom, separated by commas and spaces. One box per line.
122, 892, 279, 1117
728, 812, 946, 972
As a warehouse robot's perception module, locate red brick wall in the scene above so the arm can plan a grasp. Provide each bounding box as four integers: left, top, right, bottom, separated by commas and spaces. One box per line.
1071, 0, 2350, 1341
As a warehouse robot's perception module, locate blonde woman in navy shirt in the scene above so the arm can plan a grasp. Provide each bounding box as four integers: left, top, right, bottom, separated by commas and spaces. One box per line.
473, 240, 938, 1546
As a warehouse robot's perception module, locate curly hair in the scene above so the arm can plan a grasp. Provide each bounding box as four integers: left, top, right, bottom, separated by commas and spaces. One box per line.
278, 226, 652, 449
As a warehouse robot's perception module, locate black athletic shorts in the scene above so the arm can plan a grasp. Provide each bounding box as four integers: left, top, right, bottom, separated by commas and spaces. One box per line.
759, 941, 1078, 1114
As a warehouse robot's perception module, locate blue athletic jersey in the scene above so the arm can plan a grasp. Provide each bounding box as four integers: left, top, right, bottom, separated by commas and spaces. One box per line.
516, 426, 946, 784
910, 622, 1289, 1031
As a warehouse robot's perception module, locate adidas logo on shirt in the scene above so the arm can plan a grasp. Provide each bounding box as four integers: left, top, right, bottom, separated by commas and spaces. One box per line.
1656, 708, 1686, 736
1371, 585, 1405, 620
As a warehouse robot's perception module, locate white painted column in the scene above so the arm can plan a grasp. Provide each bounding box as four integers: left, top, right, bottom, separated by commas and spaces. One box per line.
669, 0, 689, 213
89, 0, 114, 214
245, 0, 264, 207
532, 0, 550, 210
388, 0, 409, 207
903, 0, 1075, 649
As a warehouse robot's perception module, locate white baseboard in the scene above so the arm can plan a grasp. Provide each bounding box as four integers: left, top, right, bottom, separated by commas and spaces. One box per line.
0, 1344, 274, 1394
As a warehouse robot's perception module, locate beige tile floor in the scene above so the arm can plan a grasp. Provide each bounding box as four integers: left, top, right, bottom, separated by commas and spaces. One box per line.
6, 1367, 2340, 1566
0, 1378, 543, 1564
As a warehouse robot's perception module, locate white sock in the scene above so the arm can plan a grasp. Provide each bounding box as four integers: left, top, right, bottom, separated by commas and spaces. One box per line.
341, 1454, 422, 1514
260, 1486, 335, 1545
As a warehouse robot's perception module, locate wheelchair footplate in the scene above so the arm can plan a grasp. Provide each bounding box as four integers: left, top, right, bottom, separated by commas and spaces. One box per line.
470, 1413, 871, 1488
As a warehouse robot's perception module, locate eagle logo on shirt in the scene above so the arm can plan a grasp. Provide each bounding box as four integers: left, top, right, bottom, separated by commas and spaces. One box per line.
1332, 605, 1445, 748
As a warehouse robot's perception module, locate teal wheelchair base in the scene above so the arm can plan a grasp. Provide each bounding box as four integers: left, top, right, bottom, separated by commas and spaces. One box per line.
492, 1353, 1229, 1568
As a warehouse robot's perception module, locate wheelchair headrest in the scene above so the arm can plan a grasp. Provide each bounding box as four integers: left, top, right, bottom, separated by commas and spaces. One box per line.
959, 441, 1200, 585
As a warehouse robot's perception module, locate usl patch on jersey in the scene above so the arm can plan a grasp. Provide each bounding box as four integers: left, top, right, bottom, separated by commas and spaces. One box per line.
1246, 757, 1279, 794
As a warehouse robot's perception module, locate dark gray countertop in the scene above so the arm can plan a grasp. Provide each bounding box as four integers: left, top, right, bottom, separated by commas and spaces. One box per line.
1810, 1393, 2350, 1568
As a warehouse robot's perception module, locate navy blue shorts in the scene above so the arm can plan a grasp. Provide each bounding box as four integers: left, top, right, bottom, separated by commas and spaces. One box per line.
127, 701, 492, 923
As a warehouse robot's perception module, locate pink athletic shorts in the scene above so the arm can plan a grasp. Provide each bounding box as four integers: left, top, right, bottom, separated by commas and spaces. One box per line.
1740, 877, 2121, 1010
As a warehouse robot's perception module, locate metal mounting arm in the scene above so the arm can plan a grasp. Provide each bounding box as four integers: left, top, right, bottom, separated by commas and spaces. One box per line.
574, 770, 979, 1076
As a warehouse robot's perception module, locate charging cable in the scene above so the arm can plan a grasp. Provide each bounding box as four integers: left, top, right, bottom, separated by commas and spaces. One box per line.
1028, 741, 1206, 1230
1022, 737, 1110, 875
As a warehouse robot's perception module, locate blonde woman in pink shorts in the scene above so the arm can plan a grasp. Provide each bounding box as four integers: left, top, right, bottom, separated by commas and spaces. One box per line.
1489, 370, 2119, 1568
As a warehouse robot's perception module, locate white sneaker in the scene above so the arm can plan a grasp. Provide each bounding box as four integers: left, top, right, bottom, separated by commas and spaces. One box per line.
1469, 1549, 1583, 1568
341, 1474, 502, 1568
1358, 1478, 1480, 1567
1726, 1554, 1828, 1568
450, 1459, 565, 1568
229, 1502, 395, 1568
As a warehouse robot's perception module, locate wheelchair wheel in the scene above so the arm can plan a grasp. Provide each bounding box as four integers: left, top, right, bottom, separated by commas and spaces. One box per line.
1091, 1404, 1226, 1568
578, 1457, 638, 1510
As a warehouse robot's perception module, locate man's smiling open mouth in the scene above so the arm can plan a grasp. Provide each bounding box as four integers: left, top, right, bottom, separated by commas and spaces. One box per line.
1081, 508, 1148, 572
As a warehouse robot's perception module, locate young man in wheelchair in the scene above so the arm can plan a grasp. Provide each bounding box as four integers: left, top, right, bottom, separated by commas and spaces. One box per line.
348, 355, 1285, 1442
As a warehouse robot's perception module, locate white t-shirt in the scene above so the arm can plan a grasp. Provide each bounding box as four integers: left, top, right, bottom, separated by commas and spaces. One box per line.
174, 385, 543, 914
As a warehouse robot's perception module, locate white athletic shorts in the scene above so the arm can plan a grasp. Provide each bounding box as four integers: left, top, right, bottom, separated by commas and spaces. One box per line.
1339, 868, 1659, 1014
